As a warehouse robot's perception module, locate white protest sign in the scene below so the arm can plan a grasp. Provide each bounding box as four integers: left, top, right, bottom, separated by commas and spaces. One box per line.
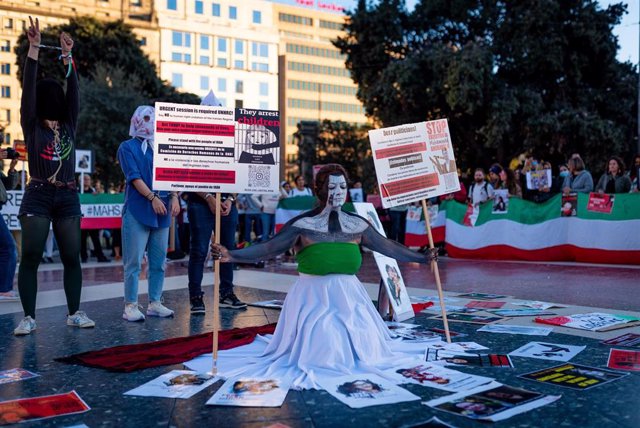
353, 202, 414, 322
152, 102, 280, 194
75, 149, 93, 174
2, 190, 23, 230
368, 119, 460, 208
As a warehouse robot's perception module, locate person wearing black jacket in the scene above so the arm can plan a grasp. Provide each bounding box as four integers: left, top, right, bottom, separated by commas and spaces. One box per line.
14, 17, 94, 336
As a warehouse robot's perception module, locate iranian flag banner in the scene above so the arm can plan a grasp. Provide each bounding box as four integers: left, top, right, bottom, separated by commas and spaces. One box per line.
275, 196, 316, 232
444, 193, 640, 265
79, 193, 124, 230
404, 205, 446, 247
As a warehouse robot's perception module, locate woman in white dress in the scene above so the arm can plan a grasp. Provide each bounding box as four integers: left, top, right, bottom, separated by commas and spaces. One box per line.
206, 164, 437, 389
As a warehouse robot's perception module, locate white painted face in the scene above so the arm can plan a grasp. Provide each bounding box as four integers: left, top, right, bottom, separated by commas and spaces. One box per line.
327, 175, 347, 208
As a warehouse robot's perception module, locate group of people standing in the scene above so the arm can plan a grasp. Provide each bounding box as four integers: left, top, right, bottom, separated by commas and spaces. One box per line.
466, 153, 639, 208
9, 20, 243, 335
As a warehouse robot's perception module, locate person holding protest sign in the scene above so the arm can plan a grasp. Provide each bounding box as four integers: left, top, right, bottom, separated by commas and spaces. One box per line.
209, 164, 437, 389
118, 106, 180, 322
14, 17, 95, 335
186, 92, 245, 315
0, 150, 19, 300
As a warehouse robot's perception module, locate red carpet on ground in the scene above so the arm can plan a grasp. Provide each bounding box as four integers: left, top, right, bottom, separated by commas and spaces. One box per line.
55, 323, 277, 372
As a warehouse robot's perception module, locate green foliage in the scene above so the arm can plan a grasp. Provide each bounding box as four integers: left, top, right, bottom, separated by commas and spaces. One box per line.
296, 120, 376, 193
77, 64, 146, 188
336, 0, 638, 173
14, 17, 200, 188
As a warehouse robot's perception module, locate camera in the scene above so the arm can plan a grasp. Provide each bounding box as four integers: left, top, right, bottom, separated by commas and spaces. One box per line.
5, 148, 20, 160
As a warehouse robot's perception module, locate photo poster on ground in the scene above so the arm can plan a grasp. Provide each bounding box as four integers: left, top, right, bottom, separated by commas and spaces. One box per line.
152, 102, 280, 194
368, 119, 460, 209
353, 203, 414, 322
75, 149, 93, 174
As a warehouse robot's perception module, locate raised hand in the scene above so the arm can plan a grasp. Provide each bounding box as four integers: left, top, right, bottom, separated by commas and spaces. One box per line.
27, 16, 41, 47
60, 31, 73, 54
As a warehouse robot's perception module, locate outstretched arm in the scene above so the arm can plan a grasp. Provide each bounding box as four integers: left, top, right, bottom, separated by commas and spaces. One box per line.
21, 16, 40, 135
60, 32, 79, 129
213, 225, 300, 263
361, 225, 435, 263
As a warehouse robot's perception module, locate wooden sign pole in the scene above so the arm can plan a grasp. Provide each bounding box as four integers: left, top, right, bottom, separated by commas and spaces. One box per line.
420, 199, 452, 343
211, 193, 222, 375
168, 217, 176, 252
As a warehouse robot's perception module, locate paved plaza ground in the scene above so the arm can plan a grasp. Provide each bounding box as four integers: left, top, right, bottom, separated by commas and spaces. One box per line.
0, 255, 639, 427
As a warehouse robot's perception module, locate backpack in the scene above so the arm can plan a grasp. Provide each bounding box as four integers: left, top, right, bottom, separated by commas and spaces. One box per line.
468, 181, 489, 202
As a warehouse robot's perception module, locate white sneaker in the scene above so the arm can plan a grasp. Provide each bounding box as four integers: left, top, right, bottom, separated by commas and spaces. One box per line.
0, 290, 19, 301
147, 301, 174, 318
123, 303, 145, 322
14, 316, 36, 336
67, 311, 95, 328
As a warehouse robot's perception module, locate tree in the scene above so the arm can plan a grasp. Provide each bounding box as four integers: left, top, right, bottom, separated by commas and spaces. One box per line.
295, 120, 376, 194
14, 17, 200, 187
335, 0, 638, 173
77, 64, 147, 187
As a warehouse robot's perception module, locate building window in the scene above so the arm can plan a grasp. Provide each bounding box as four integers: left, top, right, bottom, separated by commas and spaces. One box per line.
4, 19, 14, 30
172, 31, 191, 47
234, 60, 244, 69
218, 98, 226, 107
251, 62, 268, 72
252, 42, 268, 58
229, 6, 237, 20
278, 13, 312, 26
172, 73, 183, 88
235, 99, 243, 108
212, 3, 220, 16
3, 109, 10, 122
200, 35, 209, 50
3, 133, 10, 145
235, 80, 243, 94
259, 82, 268, 97
234, 40, 244, 55
139, 37, 147, 46
217, 37, 227, 52
0, 41, 9, 52
259, 101, 268, 110
1, 86, 11, 98
172, 53, 191, 63
320, 19, 343, 30
0, 64, 9, 75
217, 58, 227, 67
199, 55, 210, 65
167, 0, 177, 11
286, 43, 345, 60
200, 76, 209, 90
252, 11, 262, 24
195, 0, 203, 14
218, 78, 226, 92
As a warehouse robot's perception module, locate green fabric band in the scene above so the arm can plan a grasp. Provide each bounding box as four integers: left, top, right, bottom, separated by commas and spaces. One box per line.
296, 242, 362, 275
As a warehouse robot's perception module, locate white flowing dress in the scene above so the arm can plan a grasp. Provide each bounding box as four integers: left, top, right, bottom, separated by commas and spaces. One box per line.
184, 273, 427, 390
185, 207, 431, 390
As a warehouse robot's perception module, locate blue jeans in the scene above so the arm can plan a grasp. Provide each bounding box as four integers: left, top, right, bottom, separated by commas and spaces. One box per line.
389, 210, 407, 245
260, 212, 275, 242
121, 209, 169, 304
244, 213, 261, 243
0, 213, 17, 292
188, 202, 238, 298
